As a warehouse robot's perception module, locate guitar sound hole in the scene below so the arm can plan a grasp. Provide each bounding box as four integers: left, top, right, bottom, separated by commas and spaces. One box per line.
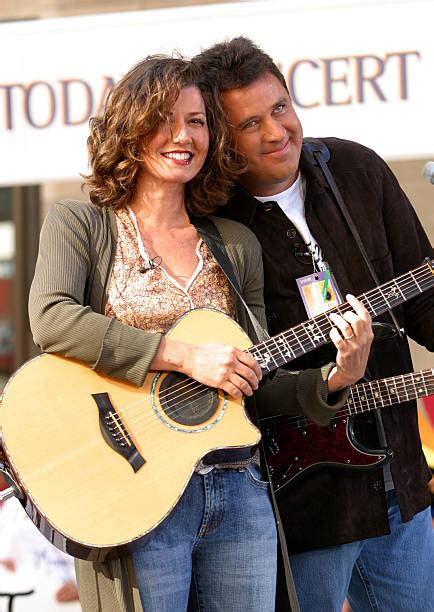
159, 373, 219, 426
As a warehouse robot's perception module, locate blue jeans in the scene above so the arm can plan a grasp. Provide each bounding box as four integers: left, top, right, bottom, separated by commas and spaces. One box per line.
129, 465, 277, 611
290, 491, 434, 612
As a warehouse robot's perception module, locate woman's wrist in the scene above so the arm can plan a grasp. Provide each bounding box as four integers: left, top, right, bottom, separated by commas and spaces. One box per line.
150, 337, 191, 374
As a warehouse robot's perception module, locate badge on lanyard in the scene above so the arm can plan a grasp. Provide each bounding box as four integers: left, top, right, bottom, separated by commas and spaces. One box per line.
296, 269, 343, 318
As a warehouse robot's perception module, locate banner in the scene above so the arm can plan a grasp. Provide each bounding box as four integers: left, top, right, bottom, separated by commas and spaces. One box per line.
0, 0, 433, 185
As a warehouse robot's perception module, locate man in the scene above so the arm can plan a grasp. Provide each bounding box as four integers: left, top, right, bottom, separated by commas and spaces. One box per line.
194, 37, 434, 612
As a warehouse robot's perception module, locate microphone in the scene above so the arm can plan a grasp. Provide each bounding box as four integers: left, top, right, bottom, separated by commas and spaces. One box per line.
422, 161, 434, 185
139, 255, 162, 273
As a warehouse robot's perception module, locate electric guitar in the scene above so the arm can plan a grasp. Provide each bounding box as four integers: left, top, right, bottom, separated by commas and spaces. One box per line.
0, 259, 432, 560
261, 367, 434, 492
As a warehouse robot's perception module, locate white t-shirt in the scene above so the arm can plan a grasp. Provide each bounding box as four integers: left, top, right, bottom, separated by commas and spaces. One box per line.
255, 174, 327, 272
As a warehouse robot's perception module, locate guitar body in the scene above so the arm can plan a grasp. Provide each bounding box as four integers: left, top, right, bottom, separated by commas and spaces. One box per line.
0, 308, 260, 560
262, 415, 391, 493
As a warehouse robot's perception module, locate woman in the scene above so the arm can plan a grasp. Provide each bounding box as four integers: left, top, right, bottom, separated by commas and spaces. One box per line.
29, 56, 370, 611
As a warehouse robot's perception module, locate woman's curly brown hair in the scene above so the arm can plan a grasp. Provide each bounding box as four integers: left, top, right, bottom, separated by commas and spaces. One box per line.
84, 54, 238, 215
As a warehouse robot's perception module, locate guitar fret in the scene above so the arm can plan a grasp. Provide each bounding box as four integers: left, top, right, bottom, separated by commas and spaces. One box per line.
315, 313, 333, 338
348, 386, 359, 414
378, 281, 401, 309
269, 336, 285, 367
410, 373, 422, 402
270, 335, 286, 363
394, 281, 405, 301
333, 304, 345, 316
372, 380, 384, 408
357, 387, 368, 412
302, 322, 319, 349
383, 378, 393, 405
410, 271, 422, 291
388, 379, 399, 403
347, 388, 354, 412
250, 346, 273, 372
312, 318, 327, 342
404, 370, 434, 400
276, 335, 296, 362
362, 293, 375, 316
429, 369, 434, 396
401, 374, 410, 402
290, 327, 307, 355
414, 373, 428, 397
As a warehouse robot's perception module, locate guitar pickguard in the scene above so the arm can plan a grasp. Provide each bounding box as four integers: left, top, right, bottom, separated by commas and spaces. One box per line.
262, 415, 392, 492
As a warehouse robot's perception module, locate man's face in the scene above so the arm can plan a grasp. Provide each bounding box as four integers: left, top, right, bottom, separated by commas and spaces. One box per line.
221, 72, 303, 196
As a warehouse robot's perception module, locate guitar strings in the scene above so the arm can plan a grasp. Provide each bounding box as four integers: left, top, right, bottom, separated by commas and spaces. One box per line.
43, 371, 433, 471
110, 267, 432, 429
115, 368, 434, 443
106, 268, 433, 437
262, 371, 434, 432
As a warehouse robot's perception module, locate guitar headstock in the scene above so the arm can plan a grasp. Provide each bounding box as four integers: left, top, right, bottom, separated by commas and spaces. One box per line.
426, 257, 434, 274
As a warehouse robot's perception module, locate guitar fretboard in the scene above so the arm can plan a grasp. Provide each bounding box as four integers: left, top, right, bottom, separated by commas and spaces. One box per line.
249, 260, 433, 373
346, 368, 434, 414
286, 367, 434, 431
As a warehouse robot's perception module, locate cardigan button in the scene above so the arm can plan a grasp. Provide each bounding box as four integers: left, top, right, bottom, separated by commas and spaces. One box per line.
286, 229, 297, 239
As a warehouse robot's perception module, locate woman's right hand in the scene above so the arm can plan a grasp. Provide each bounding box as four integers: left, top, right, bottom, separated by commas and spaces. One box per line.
183, 343, 262, 398
151, 338, 262, 399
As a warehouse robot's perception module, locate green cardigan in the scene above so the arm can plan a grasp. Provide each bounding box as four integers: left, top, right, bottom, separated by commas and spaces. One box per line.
29, 199, 348, 611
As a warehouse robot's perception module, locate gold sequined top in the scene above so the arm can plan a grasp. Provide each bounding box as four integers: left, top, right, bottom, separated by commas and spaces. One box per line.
105, 207, 235, 333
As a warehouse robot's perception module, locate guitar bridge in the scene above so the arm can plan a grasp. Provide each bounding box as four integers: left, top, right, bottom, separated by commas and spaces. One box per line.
92, 393, 146, 473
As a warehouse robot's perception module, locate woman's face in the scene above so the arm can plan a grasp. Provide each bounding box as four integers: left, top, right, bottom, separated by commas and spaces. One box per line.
141, 85, 209, 186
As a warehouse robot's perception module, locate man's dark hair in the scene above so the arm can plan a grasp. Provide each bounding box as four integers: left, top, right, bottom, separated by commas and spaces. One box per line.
193, 36, 288, 93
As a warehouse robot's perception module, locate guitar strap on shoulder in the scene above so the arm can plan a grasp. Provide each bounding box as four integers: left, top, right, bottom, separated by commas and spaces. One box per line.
191, 215, 270, 343
302, 138, 403, 337
191, 214, 301, 612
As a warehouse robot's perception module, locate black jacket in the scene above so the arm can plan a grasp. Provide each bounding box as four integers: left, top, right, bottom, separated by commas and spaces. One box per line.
219, 137, 434, 552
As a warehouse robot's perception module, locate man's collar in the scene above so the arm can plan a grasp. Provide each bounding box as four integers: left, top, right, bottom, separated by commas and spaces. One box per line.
225, 183, 262, 226
223, 140, 331, 224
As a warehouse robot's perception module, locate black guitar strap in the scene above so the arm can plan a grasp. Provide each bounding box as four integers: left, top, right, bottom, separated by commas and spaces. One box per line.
302, 139, 400, 473
302, 137, 403, 337
191, 215, 269, 343
191, 214, 301, 612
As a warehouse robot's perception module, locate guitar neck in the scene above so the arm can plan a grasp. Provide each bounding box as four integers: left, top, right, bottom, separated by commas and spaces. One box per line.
249, 260, 434, 374
347, 368, 434, 414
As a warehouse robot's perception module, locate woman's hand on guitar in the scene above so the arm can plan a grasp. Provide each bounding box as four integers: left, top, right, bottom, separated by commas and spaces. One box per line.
153, 337, 262, 398
327, 294, 373, 392
182, 343, 262, 398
